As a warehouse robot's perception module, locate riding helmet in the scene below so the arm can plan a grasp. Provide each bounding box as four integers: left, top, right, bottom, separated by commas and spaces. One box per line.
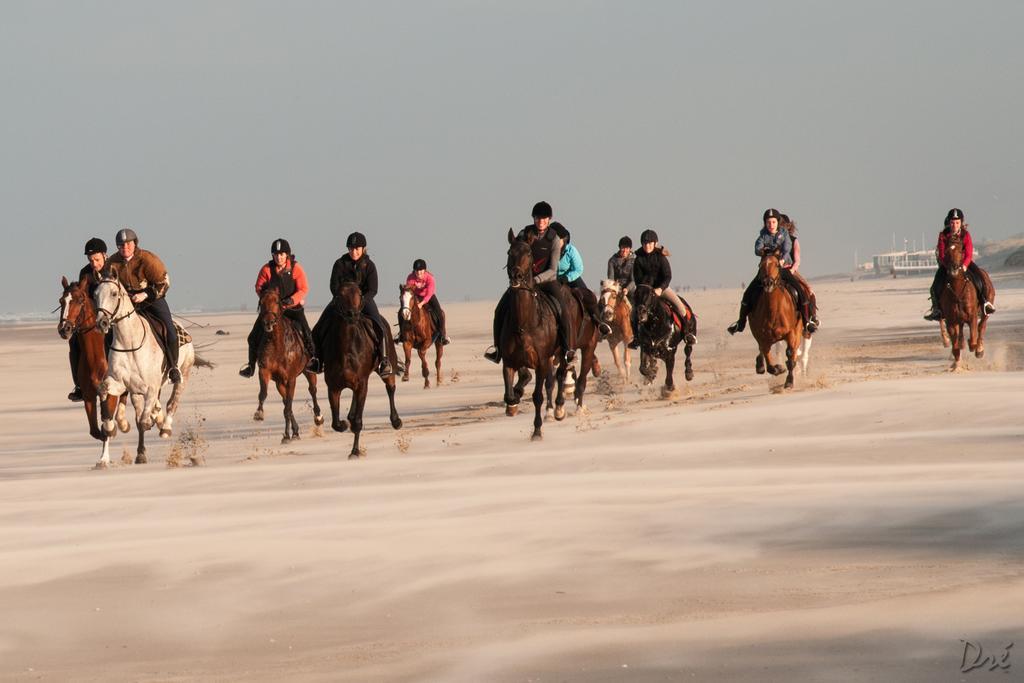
115, 228, 139, 246
531, 201, 553, 219
271, 238, 291, 255
413, 258, 427, 271
640, 229, 659, 245
762, 208, 782, 223
551, 221, 570, 241
84, 237, 108, 255
618, 236, 633, 249
945, 208, 964, 224
346, 231, 367, 249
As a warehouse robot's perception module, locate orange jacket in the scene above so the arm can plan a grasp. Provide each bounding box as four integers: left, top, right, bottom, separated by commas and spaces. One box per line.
255, 258, 309, 308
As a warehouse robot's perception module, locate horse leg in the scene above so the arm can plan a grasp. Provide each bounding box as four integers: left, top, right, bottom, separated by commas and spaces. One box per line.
553, 361, 567, 421
684, 343, 694, 382
799, 336, 813, 374
544, 368, 556, 420
513, 368, 531, 402
276, 379, 292, 443
84, 391, 104, 442
763, 344, 783, 375
305, 371, 324, 427
504, 364, 520, 416
948, 322, 962, 370
418, 345, 430, 389
254, 370, 268, 421
347, 381, 369, 458
661, 350, 677, 398
160, 367, 188, 439
99, 378, 125, 437
609, 341, 624, 379
939, 320, 950, 347
976, 312, 988, 358
434, 341, 443, 385
532, 362, 547, 440
784, 338, 797, 389
402, 341, 412, 382
116, 394, 130, 433
131, 393, 148, 464
329, 385, 347, 433
755, 353, 766, 375
624, 344, 632, 380
382, 373, 403, 430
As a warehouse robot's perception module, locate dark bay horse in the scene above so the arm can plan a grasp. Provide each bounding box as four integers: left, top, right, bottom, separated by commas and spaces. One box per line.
398, 284, 443, 388
253, 284, 323, 442
323, 282, 402, 458
633, 284, 694, 397
58, 276, 130, 465
746, 252, 809, 389
940, 235, 993, 369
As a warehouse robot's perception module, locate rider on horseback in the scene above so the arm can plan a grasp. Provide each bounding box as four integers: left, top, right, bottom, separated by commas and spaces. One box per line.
727, 209, 818, 336
106, 228, 181, 384
313, 231, 399, 377
780, 213, 821, 331
239, 238, 321, 378
607, 236, 636, 296
923, 208, 996, 321
401, 258, 451, 345
627, 229, 697, 349
67, 237, 109, 402
484, 201, 577, 365
551, 222, 613, 337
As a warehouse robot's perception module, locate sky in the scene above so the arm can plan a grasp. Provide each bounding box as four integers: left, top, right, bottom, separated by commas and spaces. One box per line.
2, 0, 1022, 315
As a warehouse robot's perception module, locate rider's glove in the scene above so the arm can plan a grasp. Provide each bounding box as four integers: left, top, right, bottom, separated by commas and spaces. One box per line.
281, 297, 294, 307
131, 292, 148, 304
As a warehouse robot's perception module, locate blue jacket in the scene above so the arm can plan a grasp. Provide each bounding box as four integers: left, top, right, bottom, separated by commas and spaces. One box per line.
754, 228, 792, 265
558, 243, 584, 282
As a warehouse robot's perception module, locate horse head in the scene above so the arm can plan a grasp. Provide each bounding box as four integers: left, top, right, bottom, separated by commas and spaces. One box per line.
759, 250, 783, 292
94, 275, 129, 334
945, 235, 966, 277
398, 284, 414, 321
58, 276, 93, 339
599, 279, 621, 323
506, 231, 533, 289
335, 282, 364, 323
259, 284, 283, 333
634, 284, 659, 325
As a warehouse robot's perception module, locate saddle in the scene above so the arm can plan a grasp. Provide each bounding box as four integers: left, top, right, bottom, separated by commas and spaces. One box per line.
137, 308, 191, 351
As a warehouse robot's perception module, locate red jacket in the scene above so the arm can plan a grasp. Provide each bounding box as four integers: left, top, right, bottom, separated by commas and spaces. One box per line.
936, 228, 973, 268
405, 270, 436, 303
255, 260, 309, 308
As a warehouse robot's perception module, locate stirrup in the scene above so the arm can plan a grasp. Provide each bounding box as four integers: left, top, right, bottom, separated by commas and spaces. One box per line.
727, 320, 744, 335
983, 301, 996, 314
923, 309, 942, 321
483, 346, 500, 363
805, 319, 819, 335
377, 360, 394, 377
238, 363, 255, 378
684, 332, 697, 345
564, 349, 576, 364
68, 387, 84, 402
442, 336, 452, 345
598, 322, 613, 337
306, 358, 322, 373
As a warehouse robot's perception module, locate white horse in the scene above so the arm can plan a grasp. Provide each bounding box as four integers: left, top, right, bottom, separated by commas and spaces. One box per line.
94, 277, 198, 467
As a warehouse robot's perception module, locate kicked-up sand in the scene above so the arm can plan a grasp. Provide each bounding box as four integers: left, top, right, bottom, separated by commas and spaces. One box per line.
1, 274, 1023, 682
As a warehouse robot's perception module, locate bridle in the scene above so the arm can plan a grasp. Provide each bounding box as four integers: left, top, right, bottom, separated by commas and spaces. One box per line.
59, 289, 96, 336
760, 255, 782, 293
95, 280, 147, 352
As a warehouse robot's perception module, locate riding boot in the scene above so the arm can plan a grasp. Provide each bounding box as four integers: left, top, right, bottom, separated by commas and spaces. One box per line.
727, 303, 749, 335
684, 314, 698, 346
627, 309, 640, 348
166, 339, 181, 384
439, 309, 451, 344
923, 296, 942, 321
801, 303, 817, 335
300, 323, 321, 373
68, 337, 83, 400
239, 320, 260, 378
376, 320, 402, 376
558, 312, 576, 364
485, 292, 508, 363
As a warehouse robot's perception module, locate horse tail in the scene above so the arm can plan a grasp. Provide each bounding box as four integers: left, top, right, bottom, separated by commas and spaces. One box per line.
193, 354, 216, 369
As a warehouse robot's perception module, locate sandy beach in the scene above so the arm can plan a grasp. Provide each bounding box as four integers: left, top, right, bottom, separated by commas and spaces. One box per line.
2, 274, 1023, 682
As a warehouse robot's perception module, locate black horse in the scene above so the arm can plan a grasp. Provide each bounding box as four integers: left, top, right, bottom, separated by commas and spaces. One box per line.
633, 284, 694, 396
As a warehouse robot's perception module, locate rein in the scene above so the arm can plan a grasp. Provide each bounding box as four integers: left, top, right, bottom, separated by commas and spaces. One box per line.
96, 281, 148, 353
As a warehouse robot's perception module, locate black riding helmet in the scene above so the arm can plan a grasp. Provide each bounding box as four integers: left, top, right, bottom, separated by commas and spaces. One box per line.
271, 238, 291, 255
618, 236, 632, 249
346, 231, 367, 249
413, 258, 427, 271
84, 237, 107, 255
115, 228, 138, 246
762, 208, 782, 224
640, 229, 658, 245
531, 201, 553, 219
945, 208, 964, 226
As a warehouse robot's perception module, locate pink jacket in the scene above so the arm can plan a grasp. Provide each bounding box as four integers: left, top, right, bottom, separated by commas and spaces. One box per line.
937, 228, 973, 268
405, 270, 436, 303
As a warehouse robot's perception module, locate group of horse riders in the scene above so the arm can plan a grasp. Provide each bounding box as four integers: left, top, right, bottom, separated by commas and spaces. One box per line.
66, 206, 997, 400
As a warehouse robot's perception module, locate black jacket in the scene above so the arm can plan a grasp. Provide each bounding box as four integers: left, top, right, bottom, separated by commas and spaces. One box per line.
632, 248, 672, 290
329, 253, 378, 299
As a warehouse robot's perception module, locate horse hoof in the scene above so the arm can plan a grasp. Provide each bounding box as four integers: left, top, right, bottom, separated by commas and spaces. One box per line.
281, 436, 291, 445
118, 421, 131, 434
333, 420, 349, 433
531, 432, 543, 441
784, 379, 794, 389
159, 428, 172, 439
976, 349, 985, 358
314, 415, 324, 426
135, 454, 147, 465
554, 406, 566, 421
684, 368, 694, 381
391, 418, 403, 430
506, 404, 519, 417
253, 411, 264, 422
291, 433, 300, 441
93, 461, 109, 471
401, 375, 409, 382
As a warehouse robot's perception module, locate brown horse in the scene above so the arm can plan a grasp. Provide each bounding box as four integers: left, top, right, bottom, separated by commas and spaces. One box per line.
58, 276, 130, 464
599, 280, 634, 380
397, 284, 443, 388
746, 252, 808, 389
323, 283, 403, 458
940, 235, 993, 369
253, 285, 324, 443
